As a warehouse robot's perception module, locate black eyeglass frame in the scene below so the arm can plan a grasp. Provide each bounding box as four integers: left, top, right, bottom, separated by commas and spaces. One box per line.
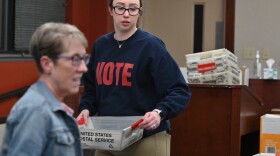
112, 6, 141, 16
57, 54, 90, 67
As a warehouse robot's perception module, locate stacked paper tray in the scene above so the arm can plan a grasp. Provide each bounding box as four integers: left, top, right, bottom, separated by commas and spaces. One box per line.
79, 116, 143, 151
185, 48, 240, 85
186, 54, 240, 78
187, 71, 240, 85
185, 48, 237, 63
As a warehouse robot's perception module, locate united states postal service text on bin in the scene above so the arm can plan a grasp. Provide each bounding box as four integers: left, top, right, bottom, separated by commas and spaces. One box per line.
78, 116, 143, 151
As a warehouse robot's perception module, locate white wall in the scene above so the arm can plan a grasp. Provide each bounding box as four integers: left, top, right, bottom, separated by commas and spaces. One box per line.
140, 0, 224, 67
235, 0, 280, 78
140, 0, 280, 78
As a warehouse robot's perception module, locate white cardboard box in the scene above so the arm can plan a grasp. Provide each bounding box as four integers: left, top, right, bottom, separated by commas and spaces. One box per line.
186, 56, 240, 78
187, 71, 240, 85
185, 48, 237, 63
185, 48, 240, 85
260, 114, 280, 154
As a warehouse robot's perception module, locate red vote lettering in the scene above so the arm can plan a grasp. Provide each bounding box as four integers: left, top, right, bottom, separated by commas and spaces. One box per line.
103, 62, 114, 85
96, 62, 134, 86
96, 62, 105, 85
115, 63, 124, 85
122, 63, 133, 86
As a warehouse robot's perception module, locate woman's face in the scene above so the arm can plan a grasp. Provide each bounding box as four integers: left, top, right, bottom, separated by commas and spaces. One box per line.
109, 0, 141, 33
48, 38, 88, 98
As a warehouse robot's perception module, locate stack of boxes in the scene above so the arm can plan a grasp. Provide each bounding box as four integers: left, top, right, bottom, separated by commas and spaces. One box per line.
259, 114, 280, 155
185, 48, 240, 85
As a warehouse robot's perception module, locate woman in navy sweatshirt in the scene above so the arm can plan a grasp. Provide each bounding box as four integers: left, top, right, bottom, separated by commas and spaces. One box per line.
77, 0, 191, 155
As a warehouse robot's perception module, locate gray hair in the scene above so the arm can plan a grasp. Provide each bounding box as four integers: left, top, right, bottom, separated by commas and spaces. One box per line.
29, 22, 88, 73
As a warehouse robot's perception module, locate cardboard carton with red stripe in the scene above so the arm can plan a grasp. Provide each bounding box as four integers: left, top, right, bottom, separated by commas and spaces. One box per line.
185, 48, 240, 85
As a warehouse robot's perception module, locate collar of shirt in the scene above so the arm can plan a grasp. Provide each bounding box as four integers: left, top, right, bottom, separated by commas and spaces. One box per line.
61, 102, 74, 116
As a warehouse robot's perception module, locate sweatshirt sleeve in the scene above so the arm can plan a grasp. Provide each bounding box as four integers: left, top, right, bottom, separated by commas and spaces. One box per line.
150, 40, 192, 120
79, 45, 98, 116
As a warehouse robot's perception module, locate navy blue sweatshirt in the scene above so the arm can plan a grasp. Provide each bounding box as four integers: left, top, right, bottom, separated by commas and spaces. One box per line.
79, 29, 191, 137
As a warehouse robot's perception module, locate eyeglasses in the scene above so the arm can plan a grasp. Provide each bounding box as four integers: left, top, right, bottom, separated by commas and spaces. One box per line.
112, 6, 141, 16
57, 54, 90, 67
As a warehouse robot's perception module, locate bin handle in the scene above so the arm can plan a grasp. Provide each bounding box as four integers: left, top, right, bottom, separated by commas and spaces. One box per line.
77, 118, 85, 125
131, 119, 143, 131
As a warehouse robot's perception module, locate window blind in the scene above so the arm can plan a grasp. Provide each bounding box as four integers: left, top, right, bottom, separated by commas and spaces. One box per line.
14, 0, 66, 51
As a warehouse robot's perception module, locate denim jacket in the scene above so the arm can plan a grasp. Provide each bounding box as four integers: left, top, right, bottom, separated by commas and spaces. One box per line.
0, 80, 83, 156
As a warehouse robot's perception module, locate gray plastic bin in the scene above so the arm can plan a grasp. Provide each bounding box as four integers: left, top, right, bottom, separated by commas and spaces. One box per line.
79, 116, 143, 151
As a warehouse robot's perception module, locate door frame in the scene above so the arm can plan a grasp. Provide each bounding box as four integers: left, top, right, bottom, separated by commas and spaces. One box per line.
225, 0, 235, 53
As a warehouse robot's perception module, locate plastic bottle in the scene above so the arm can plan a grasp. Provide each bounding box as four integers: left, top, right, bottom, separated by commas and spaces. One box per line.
253, 50, 262, 79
